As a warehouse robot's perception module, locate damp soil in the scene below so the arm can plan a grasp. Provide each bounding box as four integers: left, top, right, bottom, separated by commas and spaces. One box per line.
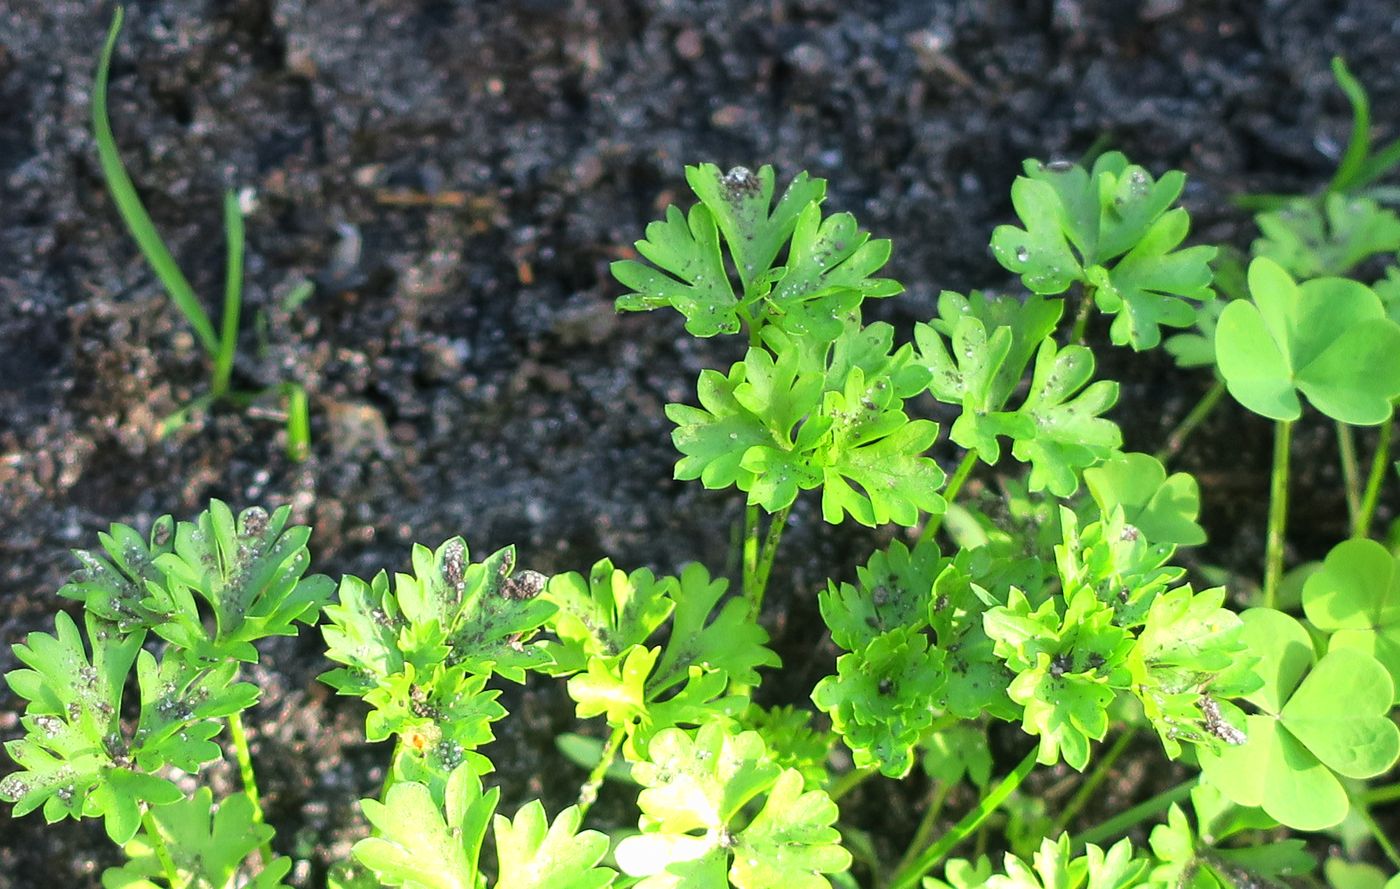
1, 1, 1397, 886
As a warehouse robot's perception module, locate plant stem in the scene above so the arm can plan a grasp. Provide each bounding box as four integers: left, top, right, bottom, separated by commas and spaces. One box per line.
749, 504, 791, 620
1263, 420, 1294, 609
1364, 780, 1400, 807
380, 736, 405, 803
1155, 381, 1225, 462
886, 747, 1038, 889
919, 449, 978, 547
1356, 419, 1394, 538
1337, 422, 1363, 524
142, 804, 182, 887
1071, 778, 1196, 851
742, 504, 760, 596
1358, 804, 1400, 869
212, 191, 244, 397
284, 383, 311, 462
1049, 728, 1136, 837
576, 725, 626, 820
1071, 286, 1096, 345
228, 711, 272, 865
894, 780, 954, 878
829, 767, 877, 802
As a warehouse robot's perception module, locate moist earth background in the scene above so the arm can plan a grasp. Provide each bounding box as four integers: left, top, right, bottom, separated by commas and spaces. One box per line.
0, 1, 1396, 885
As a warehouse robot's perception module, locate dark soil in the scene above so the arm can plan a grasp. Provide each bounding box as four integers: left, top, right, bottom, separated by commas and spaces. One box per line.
1, 1, 1396, 886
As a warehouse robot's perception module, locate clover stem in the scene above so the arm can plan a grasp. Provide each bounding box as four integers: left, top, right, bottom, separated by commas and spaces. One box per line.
1071, 778, 1196, 852
1337, 421, 1363, 524
749, 504, 791, 620
828, 766, 877, 802
1263, 419, 1293, 609
1070, 285, 1096, 344
142, 804, 182, 887
1355, 418, 1394, 538
893, 780, 954, 879
1364, 780, 1400, 806
228, 711, 273, 865
576, 724, 626, 820
919, 449, 978, 547
1048, 727, 1136, 837
886, 747, 1038, 889
1359, 804, 1400, 869
1154, 380, 1225, 462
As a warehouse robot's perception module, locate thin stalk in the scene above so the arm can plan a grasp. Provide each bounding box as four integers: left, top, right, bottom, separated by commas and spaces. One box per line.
1356, 419, 1394, 538
829, 767, 877, 802
750, 504, 791, 619
1263, 420, 1294, 609
1049, 728, 1136, 837
1358, 805, 1400, 869
1155, 381, 1226, 462
742, 504, 760, 597
1070, 286, 1096, 344
380, 736, 405, 803
1072, 778, 1196, 851
1337, 422, 1363, 524
887, 747, 1038, 889
1364, 780, 1400, 807
227, 711, 272, 865
142, 805, 182, 887
212, 191, 244, 397
576, 725, 626, 820
284, 383, 310, 462
894, 781, 954, 878
919, 449, 978, 547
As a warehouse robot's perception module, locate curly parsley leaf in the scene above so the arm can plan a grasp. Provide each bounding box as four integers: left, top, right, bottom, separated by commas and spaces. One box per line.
354, 765, 499, 888
613, 202, 741, 337
1010, 340, 1122, 497
543, 560, 676, 675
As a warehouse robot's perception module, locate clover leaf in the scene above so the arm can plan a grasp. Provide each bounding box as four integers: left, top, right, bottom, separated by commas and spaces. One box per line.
615, 723, 850, 889
1198, 608, 1400, 830
1083, 452, 1206, 546
991, 153, 1215, 350
1215, 258, 1400, 424
1253, 194, 1400, 280
1302, 537, 1400, 703
1010, 339, 1122, 496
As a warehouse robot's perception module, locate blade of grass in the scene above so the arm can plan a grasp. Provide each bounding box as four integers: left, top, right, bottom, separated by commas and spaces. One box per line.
1329, 57, 1373, 195
285, 383, 310, 462
212, 191, 244, 397
94, 8, 218, 356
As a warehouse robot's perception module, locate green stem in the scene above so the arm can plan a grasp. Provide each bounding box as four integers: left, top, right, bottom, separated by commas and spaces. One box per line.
142, 804, 182, 887
894, 780, 954, 878
1071, 286, 1096, 345
1050, 728, 1136, 836
1071, 778, 1196, 851
1364, 780, 1400, 807
829, 767, 877, 802
380, 736, 405, 803
1155, 380, 1226, 462
212, 191, 244, 397
1356, 419, 1394, 538
1263, 420, 1294, 609
1337, 422, 1363, 524
919, 449, 978, 547
284, 383, 310, 462
228, 711, 272, 865
576, 725, 626, 820
1358, 804, 1400, 869
886, 747, 1038, 889
749, 504, 791, 620
742, 504, 760, 598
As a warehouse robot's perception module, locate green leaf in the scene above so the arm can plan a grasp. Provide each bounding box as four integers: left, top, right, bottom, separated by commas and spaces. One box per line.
654, 563, 779, 691
1199, 609, 1400, 829
667, 362, 773, 494
354, 765, 499, 889
1302, 537, 1400, 703
543, 560, 676, 675
1084, 452, 1206, 546
59, 514, 176, 633
493, 800, 615, 889
819, 540, 944, 652
686, 164, 825, 293
1009, 340, 1121, 496
613, 203, 741, 337
616, 724, 850, 889
1216, 258, 1400, 424
1253, 195, 1400, 279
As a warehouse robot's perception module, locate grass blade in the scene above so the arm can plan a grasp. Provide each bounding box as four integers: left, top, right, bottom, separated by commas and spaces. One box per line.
213, 191, 244, 396
93, 8, 218, 355
1329, 56, 1372, 194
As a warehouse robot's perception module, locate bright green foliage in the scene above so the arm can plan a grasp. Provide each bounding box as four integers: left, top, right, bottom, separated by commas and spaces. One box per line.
743, 705, 832, 789
1164, 294, 1227, 370
819, 539, 944, 652
1198, 609, 1400, 829
493, 800, 616, 889
1253, 195, 1400, 279
1010, 339, 1122, 496
667, 330, 946, 526
615, 723, 850, 889
1055, 507, 1182, 628
1, 610, 255, 843
60, 515, 176, 633
1215, 257, 1400, 424
985, 587, 1132, 770
991, 152, 1217, 349
1326, 862, 1400, 889
320, 539, 555, 781
542, 560, 675, 675
921, 725, 993, 789
613, 164, 899, 338
102, 789, 292, 889
1084, 452, 1206, 546
1302, 537, 1400, 702
927, 836, 1148, 889
1147, 783, 1314, 889
811, 626, 945, 777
